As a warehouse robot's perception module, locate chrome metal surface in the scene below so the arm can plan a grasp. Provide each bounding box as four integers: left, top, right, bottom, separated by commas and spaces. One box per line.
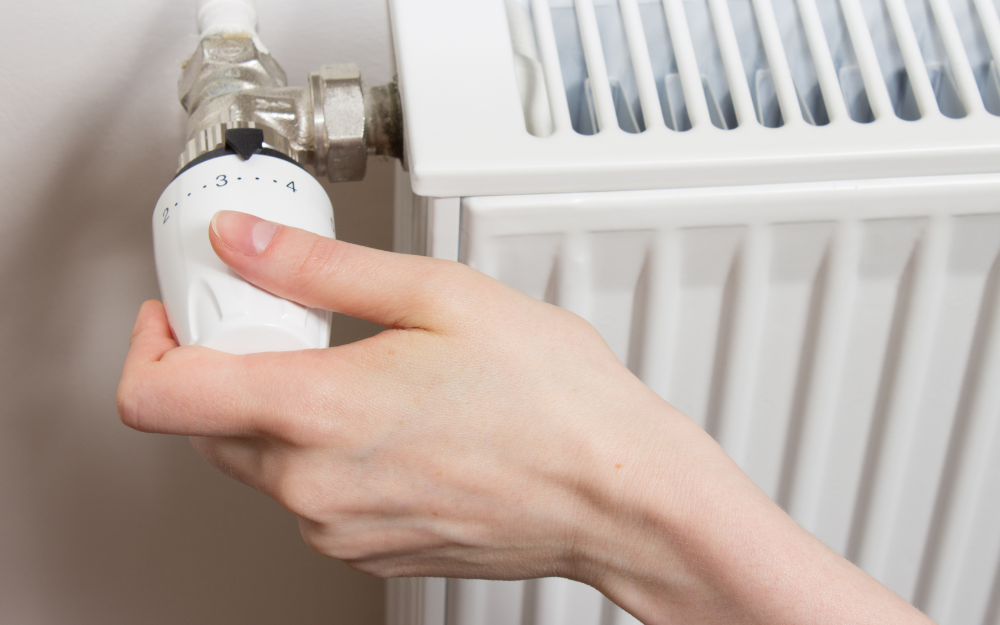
177, 122, 294, 171
177, 34, 402, 182
310, 64, 367, 182
179, 35, 286, 115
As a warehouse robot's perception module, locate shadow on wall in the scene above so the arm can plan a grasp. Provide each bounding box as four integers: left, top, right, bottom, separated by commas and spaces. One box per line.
0, 8, 393, 618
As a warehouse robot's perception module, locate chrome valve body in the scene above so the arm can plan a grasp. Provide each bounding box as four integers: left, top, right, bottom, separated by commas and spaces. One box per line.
178, 34, 402, 181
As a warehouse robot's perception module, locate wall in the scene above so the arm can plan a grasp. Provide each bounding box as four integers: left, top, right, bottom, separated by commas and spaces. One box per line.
0, 1, 395, 623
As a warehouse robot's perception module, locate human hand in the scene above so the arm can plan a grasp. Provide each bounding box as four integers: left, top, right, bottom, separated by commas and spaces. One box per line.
118, 210, 933, 625
118, 209, 682, 582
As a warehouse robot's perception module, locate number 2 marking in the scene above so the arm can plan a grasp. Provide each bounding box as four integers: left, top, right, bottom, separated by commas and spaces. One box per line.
162, 207, 169, 224
216, 174, 228, 187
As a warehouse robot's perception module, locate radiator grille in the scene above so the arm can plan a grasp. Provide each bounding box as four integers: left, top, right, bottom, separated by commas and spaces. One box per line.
508, 0, 1000, 136
449, 175, 1000, 625
390, 0, 1000, 196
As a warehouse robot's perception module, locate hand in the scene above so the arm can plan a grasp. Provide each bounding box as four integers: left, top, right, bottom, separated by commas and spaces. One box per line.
118, 210, 674, 581
118, 210, 933, 625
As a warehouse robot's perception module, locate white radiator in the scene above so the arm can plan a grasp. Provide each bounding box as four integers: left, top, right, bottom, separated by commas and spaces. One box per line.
385, 1, 1000, 624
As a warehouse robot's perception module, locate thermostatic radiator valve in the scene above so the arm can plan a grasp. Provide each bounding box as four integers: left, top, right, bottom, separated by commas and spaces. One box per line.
151, 0, 402, 355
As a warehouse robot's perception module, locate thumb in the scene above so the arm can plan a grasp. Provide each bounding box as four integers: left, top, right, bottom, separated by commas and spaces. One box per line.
209, 210, 463, 330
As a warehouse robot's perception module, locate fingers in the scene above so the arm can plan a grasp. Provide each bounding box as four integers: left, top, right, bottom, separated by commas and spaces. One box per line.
209, 210, 470, 330
118, 300, 177, 427
117, 301, 359, 439
124, 300, 177, 365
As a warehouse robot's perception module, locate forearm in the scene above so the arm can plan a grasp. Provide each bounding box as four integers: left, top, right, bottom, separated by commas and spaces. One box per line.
570, 395, 933, 625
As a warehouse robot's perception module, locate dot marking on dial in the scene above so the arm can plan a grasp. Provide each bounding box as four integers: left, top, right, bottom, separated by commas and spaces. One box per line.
162, 171, 304, 228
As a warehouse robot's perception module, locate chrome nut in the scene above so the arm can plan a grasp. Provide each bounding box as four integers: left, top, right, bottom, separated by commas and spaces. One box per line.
179, 35, 287, 114
310, 64, 366, 183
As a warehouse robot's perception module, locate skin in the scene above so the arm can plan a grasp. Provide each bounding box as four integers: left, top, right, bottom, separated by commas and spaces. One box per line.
118, 210, 935, 625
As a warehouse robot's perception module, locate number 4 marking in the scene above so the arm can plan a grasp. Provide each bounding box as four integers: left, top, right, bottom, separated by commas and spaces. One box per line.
287, 181, 296, 193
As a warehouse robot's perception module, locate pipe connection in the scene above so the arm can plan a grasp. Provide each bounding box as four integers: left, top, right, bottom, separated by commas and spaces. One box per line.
177, 21, 402, 182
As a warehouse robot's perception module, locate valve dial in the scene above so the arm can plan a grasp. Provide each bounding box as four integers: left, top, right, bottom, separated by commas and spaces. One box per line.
153, 151, 335, 354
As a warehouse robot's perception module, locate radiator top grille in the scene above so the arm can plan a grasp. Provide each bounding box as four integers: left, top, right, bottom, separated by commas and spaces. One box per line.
390, 0, 1000, 196
513, 0, 1000, 136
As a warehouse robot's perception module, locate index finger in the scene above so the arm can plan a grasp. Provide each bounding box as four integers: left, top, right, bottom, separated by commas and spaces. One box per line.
208, 210, 476, 330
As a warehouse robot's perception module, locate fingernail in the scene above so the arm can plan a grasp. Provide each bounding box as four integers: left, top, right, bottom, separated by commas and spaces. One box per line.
211, 210, 279, 256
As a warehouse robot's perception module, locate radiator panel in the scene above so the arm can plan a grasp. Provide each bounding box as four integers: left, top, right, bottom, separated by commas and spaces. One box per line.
442, 174, 1000, 625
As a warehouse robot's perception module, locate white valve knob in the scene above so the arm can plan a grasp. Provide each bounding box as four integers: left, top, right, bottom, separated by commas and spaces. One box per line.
152, 150, 334, 354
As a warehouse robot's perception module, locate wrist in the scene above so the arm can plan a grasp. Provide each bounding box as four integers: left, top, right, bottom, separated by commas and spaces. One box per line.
563, 393, 931, 625
564, 394, 736, 619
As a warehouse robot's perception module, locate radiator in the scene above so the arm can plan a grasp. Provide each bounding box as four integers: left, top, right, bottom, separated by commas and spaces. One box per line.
385, 1, 1000, 624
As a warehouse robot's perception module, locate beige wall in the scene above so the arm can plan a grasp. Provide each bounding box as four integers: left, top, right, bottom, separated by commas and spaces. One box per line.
0, 1, 393, 623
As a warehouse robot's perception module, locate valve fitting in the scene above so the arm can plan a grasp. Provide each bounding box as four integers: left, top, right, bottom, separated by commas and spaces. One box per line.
177, 34, 402, 182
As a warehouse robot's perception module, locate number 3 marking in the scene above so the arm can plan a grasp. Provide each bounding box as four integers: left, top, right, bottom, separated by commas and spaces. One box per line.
216, 174, 227, 187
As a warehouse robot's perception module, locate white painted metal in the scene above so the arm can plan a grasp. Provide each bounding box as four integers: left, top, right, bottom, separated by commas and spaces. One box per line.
854, 214, 950, 595
391, 164, 462, 262
713, 223, 771, 463
794, 0, 850, 122
617, 0, 665, 129
429, 198, 463, 261
386, 1, 1000, 624
883, 0, 942, 119
974, 0, 1000, 84
530, 0, 575, 132
388, 0, 1000, 197
706, 0, 758, 126
785, 219, 860, 533
575, 0, 621, 132
661, 0, 714, 128
926, 0, 984, 116
751, 0, 806, 125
